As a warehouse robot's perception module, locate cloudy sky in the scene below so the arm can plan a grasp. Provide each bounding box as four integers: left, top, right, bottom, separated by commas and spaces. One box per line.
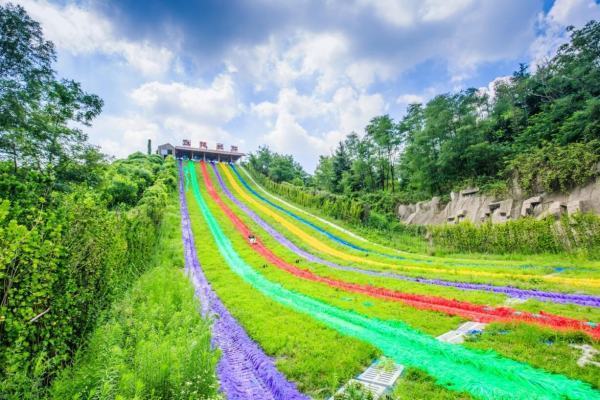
8, 0, 600, 171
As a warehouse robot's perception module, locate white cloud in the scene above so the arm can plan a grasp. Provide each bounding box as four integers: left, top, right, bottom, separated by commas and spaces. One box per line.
232, 2, 540, 91
229, 31, 351, 93
131, 74, 239, 124
354, 0, 474, 27
346, 61, 393, 90
162, 118, 237, 146
87, 74, 242, 158
13, 0, 174, 76
263, 112, 328, 155
252, 88, 331, 119
421, 0, 474, 22
547, 0, 600, 26
396, 94, 425, 105
332, 86, 385, 136
250, 85, 385, 170
88, 115, 161, 158
126, 74, 240, 149
529, 0, 600, 68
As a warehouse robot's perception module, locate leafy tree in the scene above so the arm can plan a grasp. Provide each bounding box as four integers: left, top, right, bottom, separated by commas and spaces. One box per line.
313, 155, 335, 191
330, 142, 350, 193
366, 115, 399, 191
248, 145, 307, 184
248, 145, 273, 176
0, 3, 103, 180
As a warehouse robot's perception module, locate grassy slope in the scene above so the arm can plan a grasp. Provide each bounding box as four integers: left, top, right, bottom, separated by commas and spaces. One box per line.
216, 165, 600, 319
186, 175, 379, 399
225, 166, 600, 295
239, 167, 600, 270
191, 164, 490, 399
50, 192, 221, 399
215, 173, 600, 321
242, 168, 600, 266
209, 164, 600, 390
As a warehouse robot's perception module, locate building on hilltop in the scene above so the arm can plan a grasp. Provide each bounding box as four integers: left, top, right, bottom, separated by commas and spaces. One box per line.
157, 140, 245, 162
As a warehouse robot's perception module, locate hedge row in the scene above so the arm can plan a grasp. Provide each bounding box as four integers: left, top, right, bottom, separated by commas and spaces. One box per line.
430, 212, 600, 258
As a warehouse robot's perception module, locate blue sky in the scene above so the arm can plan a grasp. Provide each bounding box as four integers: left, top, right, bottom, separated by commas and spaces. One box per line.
8, 0, 600, 171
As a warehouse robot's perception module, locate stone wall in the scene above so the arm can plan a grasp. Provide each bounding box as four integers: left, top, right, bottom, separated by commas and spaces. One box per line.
397, 177, 600, 225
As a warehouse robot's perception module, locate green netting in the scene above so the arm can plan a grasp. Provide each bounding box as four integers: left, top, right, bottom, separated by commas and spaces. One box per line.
186, 161, 599, 400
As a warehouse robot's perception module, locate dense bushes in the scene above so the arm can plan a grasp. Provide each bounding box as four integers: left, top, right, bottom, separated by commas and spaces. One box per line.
508, 141, 600, 194
0, 7, 207, 397
430, 213, 600, 258
50, 200, 220, 399
247, 146, 308, 184
0, 155, 177, 398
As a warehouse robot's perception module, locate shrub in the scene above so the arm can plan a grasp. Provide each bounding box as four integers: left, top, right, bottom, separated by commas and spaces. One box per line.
430, 213, 600, 258
50, 261, 220, 399
106, 174, 139, 207
0, 156, 178, 397
508, 141, 600, 194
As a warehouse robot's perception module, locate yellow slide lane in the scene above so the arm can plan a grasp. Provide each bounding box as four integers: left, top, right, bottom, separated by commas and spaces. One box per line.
220, 163, 600, 288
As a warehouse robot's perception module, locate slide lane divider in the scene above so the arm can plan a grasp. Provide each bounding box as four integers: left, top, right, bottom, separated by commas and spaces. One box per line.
178, 161, 307, 400
201, 162, 600, 338
212, 163, 600, 308
187, 160, 600, 400
222, 163, 600, 289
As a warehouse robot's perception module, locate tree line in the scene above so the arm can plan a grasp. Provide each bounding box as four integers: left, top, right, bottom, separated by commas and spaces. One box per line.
252, 21, 600, 207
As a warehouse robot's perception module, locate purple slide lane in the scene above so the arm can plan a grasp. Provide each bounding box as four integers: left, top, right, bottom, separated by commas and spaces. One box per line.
211, 162, 600, 308
178, 162, 308, 400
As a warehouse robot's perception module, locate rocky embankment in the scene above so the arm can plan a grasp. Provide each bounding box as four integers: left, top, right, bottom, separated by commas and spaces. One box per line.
397, 178, 600, 225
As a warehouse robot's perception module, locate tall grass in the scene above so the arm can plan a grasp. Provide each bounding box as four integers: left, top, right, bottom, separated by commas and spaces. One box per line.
431, 213, 600, 258
50, 196, 220, 399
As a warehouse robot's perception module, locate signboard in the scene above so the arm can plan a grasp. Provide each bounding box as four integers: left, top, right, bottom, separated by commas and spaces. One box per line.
182, 139, 191, 146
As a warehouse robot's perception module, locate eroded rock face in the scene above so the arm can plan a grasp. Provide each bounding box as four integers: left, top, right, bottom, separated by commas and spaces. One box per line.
521, 196, 542, 217
404, 197, 442, 224
487, 199, 513, 223
396, 178, 600, 225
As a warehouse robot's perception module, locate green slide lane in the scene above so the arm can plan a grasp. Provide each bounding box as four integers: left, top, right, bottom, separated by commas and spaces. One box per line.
186, 161, 599, 400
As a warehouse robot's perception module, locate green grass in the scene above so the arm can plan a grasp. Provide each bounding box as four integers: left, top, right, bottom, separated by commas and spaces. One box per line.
50, 193, 221, 400
214, 166, 600, 313
465, 323, 600, 388
202, 164, 600, 390
200, 165, 465, 335
391, 368, 473, 400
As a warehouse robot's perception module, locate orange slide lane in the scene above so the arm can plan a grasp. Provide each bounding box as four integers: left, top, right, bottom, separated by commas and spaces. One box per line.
199, 162, 600, 339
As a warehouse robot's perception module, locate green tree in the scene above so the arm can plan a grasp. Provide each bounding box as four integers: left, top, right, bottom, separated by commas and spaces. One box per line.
248, 145, 307, 184
0, 3, 103, 178
366, 115, 399, 191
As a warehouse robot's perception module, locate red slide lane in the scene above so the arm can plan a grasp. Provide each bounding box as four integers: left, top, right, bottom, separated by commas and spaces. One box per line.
199, 162, 600, 339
